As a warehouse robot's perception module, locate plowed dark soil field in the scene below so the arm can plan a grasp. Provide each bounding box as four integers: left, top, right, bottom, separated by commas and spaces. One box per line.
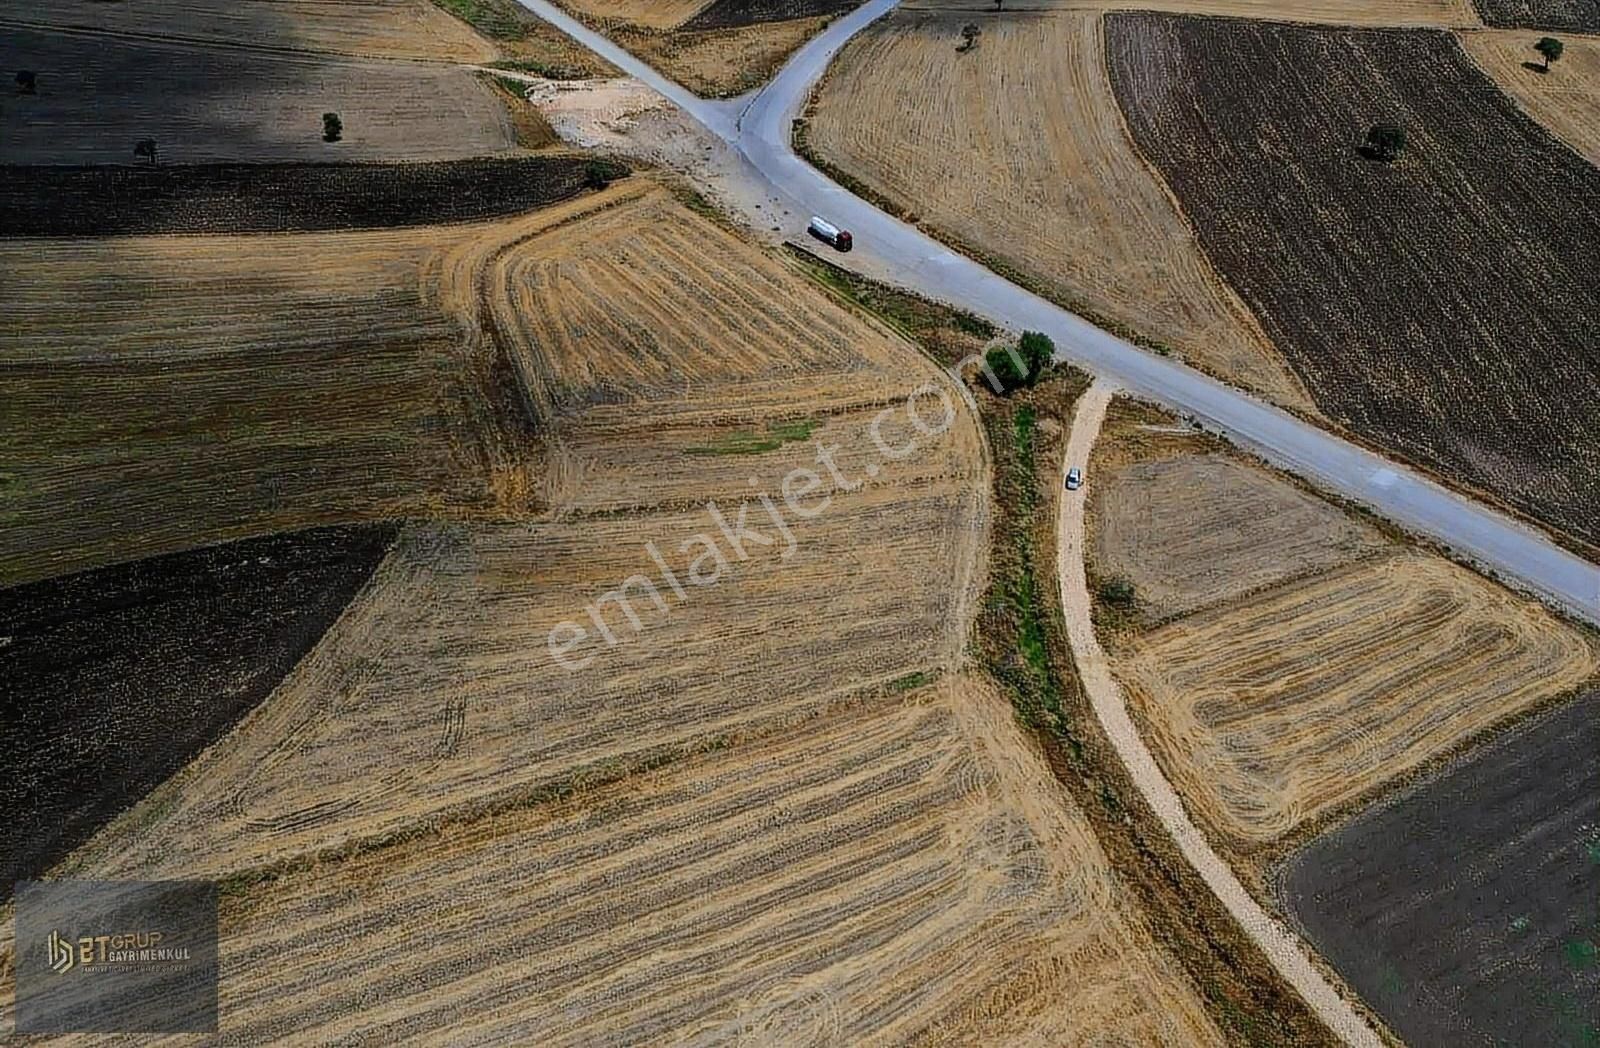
1105, 15, 1600, 549
1279, 688, 1600, 1046
0, 526, 394, 900
0, 157, 626, 237
682, 0, 861, 30
1470, 0, 1600, 29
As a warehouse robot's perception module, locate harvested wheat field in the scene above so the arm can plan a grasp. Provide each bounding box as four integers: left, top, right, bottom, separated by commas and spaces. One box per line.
1117, 549, 1598, 852
0, 28, 517, 164
899, 0, 1479, 27
1089, 452, 1387, 622
1463, 28, 1600, 164
17, 0, 499, 61
805, 10, 1309, 405
61, 411, 986, 880
0, 205, 563, 584
445, 181, 912, 428
99, 679, 1217, 1043
6, 181, 1230, 1040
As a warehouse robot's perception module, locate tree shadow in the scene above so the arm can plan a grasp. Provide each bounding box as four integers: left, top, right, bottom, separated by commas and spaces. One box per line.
1521, 61, 1550, 74
1355, 145, 1393, 162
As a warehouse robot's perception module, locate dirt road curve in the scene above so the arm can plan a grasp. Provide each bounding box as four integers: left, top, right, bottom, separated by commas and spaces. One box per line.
512, 0, 1599, 625
1055, 382, 1382, 1048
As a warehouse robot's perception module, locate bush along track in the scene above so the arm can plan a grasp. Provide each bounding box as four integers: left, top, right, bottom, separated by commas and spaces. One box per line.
792, 257, 1342, 1045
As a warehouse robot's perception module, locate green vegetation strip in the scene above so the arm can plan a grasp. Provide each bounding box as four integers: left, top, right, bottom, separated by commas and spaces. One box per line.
685, 418, 819, 456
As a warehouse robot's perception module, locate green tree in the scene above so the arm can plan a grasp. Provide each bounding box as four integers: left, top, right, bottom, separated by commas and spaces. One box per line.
984, 344, 1028, 392
1365, 122, 1406, 162
133, 139, 158, 166
958, 23, 981, 52
322, 112, 343, 142
1018, 330, 1055, 378
16, 70, 36, 94
1535, 36, 1564, 72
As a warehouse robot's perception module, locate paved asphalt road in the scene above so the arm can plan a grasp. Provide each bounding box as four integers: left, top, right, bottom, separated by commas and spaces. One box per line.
517, 0, 1599, 625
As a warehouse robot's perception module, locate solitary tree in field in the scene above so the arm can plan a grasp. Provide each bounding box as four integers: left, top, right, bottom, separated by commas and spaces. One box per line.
1365, 122, 1406, 162
958, 23, 981, 52
322, 111, 343, 142
1535, 36, 1564, 72
133, 139, 158, 165
16, 70, 36, 94
993, 0, 1003, 10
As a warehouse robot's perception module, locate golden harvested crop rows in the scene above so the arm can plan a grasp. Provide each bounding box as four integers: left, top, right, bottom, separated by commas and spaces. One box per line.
455, 184, 912, 424
560, 0, 711, 29
1117, 550, 1598, 849
0, 224, 533, 585
142, 679, 1219, 1044
805, 11, 1309, 405
0, 29, 517, 164
18, 0, 498, 61
70, 448, 983, 880
1462, 29, 1600, 165
1089, 452, 1387, 621
902, 0, 1479, 26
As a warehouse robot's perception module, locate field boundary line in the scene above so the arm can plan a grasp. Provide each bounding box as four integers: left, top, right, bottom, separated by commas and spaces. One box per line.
1054, 380, 1385, 1048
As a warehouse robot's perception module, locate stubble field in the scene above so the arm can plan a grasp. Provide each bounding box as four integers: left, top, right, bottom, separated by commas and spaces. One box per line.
0, 28, 517, 165
803, 10, 1309, 405
1105, 14, 1600, 549
1463, 28, 1600, 164
5, 181, 1221, 1039
1087, 401, 1598, 862
176, 678, 1217, 1044
15, 0, 499, 61
1118, 550, 1598, 849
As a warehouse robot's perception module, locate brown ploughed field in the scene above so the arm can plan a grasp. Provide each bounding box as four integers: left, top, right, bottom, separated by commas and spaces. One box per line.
1105, 15, 1600, 550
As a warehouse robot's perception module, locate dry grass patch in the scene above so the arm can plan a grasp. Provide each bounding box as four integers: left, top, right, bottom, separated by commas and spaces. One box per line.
902, 0, 1479, 26
18, 0, 500, 61
1117, 550, 1598, 853
805, 10, 1309, 404
157, 679, 1218, 1044
1462, 28, 1600, 164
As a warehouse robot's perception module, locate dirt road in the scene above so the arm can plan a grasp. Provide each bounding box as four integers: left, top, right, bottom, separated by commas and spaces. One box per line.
1054, 381, 1382, 1048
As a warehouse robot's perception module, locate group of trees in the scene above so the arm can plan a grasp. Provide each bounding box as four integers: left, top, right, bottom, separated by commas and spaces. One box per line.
983, 331, 1056, 393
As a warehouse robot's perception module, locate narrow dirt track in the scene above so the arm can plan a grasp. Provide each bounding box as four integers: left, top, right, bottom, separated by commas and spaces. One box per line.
1054, 381, 1382, 1048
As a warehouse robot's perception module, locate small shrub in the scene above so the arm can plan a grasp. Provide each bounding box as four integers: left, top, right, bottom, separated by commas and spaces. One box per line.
1097, 576, 1138, 608
322, 112, 343, 143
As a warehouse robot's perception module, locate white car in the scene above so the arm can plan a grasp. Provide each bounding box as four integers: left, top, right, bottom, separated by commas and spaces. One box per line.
1065, 467, 1082, 491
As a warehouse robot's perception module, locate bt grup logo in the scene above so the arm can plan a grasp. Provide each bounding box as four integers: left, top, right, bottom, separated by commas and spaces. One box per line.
47, 931, 74, 975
